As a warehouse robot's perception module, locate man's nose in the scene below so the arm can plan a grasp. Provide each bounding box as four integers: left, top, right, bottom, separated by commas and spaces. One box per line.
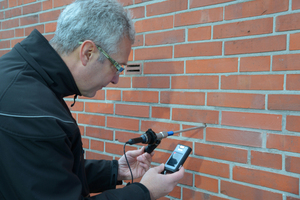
111, 73, 119, 84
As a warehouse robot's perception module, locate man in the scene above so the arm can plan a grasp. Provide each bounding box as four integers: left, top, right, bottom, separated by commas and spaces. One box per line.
0, 0, 184, 199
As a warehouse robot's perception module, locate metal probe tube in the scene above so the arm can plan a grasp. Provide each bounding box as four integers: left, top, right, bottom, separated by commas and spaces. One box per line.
172, 124, 206, 135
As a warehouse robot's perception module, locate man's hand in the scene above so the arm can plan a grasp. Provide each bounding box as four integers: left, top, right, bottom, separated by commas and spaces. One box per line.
118, 146, 153, 181
140, 164, 185, 200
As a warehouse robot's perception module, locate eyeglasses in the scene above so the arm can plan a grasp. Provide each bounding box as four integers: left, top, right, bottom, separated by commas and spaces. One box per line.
78, 42, 124, 74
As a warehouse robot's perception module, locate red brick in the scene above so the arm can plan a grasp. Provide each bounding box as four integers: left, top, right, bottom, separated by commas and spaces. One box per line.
146, 0, 187, 16
0, 40, 10, 49
118, 0, 133, 6
65, 100, 84, 112
123, 90, 159, 103
179, 172, 193, 186
23, 2, 41, 15
286, 115, 300, 132
251, 151, 282, 169
134, 16, 173, 33
267, 133, 300, 153
195, 174, 218, 193
268, 95, 300, 111
53, 0, 74, 7
195, 143, 248, 163
214, 18, 273, 39
132, 76, 170, 89
290, 32, 300, 50
145, 29, 185, 46
45, 22, 57, 33
221, 181, 282, 200
293, 0, 300, 10
273, 54, 300, 71
23, 0, 36, 4
107, 77, 131, 88
183, 188, 227, 200
186, 58, 238, 73
168, 185, 181, 199
20, 15, 39, 26
188, 26, 211, 41
5, 7, 21, 18
276, 12, 300, 32
115, 104, 149, 118
207, 92, 265, 109
221, 75, 284, 90
240, 56, 270, 72
86, 127, 113, 141
86, 151, 112, 160
191, 0, 234, 8
233, 166, 299, 194
0, 50, 10, 57
286, 155, 300, 174
132, 34, 143, 47
2, 18, 19, 29
185, 157, 229, 178
135, 46, 173, 60
225, 35, 286, 55
287, 197, 300, 200
144, 61, 184, 74
8, 0, 18, 7
25, 25, 44, 36
172, 108, 219, 124
85, 102, 114, 114
222, 111, 282, 131
161, 91, 205, 106
107, 116, 139, 131
129, 6, 144, 19
11, 38, 23, 48
106, 90, 121, 101
90, 140, 104, 152
40, 10, 61, 23
42, 0, 53, 10
0, 30, 14, 39
105, 142, 137, 156
140, 121, 180, 135
15, 28, 24, 37
175, 42, 222, 57
206, 127, 262, 147
151, 107, 170, 119
181, 124, 204, 139
175, 7, 223, 27
225, 0, 288, 20
0, 0, 8, 9
172, 76, 219, 90
78, 114, 105, 126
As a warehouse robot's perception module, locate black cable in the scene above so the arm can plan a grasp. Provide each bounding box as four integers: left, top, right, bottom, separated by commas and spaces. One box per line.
123, 142, 133, 184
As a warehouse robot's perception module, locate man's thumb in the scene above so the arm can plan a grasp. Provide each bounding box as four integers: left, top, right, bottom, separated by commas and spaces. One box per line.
154, 163, 165, 173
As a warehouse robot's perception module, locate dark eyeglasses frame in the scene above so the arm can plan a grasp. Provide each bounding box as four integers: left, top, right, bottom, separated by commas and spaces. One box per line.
78, 42, 124, 74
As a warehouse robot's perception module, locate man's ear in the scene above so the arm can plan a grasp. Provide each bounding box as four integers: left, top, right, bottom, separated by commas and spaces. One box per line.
79, 40, 97, 66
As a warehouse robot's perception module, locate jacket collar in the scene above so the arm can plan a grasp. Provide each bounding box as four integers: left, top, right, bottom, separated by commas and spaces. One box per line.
19, 29, 81, 98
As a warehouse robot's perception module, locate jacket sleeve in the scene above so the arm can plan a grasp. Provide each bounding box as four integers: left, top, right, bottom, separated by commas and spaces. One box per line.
0, 130, 151, 200
84, 159, 151, 200
85, 183, 151, 200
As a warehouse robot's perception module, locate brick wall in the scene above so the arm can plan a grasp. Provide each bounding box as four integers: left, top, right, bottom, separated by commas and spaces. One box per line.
1, 0, 300, 199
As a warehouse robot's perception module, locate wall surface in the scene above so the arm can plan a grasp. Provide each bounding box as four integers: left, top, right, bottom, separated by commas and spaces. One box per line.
1, 0, 300, 199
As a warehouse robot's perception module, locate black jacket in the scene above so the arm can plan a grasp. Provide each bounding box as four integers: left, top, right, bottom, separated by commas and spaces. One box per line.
0, 29, 150, 200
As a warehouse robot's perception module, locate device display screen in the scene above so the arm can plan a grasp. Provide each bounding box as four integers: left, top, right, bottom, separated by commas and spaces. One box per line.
166, 151, 183, 167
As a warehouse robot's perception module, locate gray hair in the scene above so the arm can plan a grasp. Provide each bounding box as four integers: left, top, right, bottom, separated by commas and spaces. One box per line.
50, 0, 135, 62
